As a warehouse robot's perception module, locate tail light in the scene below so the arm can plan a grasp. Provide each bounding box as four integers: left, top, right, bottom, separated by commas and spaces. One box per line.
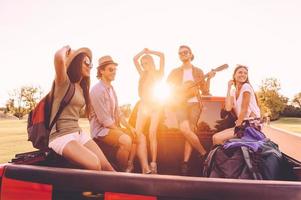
105, 192, 157, 200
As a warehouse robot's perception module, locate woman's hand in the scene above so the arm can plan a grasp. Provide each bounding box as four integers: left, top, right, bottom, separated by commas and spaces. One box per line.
56, 45, 71, 57
235, 119, 243, 127
64, 45, 71, 55
228, 80, 234, 89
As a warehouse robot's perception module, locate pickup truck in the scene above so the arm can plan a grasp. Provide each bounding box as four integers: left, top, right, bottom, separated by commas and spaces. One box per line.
1, 96, 301, 200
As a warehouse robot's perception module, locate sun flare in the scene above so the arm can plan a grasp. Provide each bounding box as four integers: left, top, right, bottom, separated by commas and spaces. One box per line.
152, 81, 171, 103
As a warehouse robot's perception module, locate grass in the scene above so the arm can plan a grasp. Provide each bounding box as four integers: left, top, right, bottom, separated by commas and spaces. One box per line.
0, 119, 90, 164
0, 117, 300, 164
271, 117, 301, 134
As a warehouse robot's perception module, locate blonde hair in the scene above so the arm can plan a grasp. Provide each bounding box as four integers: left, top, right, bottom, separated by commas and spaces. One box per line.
140, 54, 155, 70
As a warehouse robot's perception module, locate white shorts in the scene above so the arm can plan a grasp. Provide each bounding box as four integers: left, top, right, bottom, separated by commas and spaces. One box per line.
49, 131, 91, 155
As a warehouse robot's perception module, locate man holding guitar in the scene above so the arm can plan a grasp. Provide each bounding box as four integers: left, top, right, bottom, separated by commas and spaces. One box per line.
167, 45, 227, 175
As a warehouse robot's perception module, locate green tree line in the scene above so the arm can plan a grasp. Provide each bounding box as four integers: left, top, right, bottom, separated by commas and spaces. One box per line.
3, 86, 132, 119
2, 78, 301, 120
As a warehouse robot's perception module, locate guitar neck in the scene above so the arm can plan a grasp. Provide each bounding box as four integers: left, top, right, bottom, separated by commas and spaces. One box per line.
188, 64, 229, 88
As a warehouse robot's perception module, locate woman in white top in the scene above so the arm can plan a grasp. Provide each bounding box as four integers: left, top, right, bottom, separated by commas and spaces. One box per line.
212, 64, 261, 145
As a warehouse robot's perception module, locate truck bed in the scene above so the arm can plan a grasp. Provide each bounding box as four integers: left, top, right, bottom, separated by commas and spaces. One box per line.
1, 96, 301, 199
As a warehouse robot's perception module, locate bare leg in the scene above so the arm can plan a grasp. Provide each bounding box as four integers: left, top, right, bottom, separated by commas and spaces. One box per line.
183, 141, 192, 162
135, 105, 151, 173
84, 139, 115, 171
137, 134, 150, 173
149, 110, 160, 163
116, 133, 132, 170
62, 140, 101, 170
128, 143, 136, 164
212, 127, 235, 145
179, 120, 206, 156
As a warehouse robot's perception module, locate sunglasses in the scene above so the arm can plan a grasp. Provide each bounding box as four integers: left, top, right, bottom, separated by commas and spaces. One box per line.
108, 67, 117, 72
178, 50, 190, 56
84, 59, 93, 69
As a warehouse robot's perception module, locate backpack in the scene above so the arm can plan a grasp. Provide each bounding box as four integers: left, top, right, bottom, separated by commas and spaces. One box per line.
27, 82, 75, 150
203, 139, 287, 180
203, 145, 262, 179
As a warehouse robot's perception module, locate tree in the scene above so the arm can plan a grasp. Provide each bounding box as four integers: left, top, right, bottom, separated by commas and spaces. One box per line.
281, 105, 301, 117
293, 92, 301, 108
257, 78, 288, 120
21, 86, 43, 111
4, 98, 15, 114
7, 85, 43, 118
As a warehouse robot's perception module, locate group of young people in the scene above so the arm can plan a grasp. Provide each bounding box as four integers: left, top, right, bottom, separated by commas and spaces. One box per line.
48, 44, 261, 175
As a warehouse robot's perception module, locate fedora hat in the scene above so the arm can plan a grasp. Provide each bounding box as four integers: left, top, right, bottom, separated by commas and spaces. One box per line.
66, 47, 92, 68
97, 55, 118, 69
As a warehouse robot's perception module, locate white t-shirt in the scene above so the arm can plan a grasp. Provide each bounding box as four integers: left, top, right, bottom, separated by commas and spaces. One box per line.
183, 68, 198, 103
231, 83, 261, 119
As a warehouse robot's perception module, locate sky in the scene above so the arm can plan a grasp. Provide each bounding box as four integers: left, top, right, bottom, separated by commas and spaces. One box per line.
0, 0, 300, 107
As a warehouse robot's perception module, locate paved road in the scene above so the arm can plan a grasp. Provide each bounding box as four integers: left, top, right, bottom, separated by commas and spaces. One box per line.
263, 126, 301, 162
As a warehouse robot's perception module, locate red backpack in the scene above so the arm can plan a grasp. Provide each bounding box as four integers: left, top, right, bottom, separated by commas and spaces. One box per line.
27, 82, 75, 150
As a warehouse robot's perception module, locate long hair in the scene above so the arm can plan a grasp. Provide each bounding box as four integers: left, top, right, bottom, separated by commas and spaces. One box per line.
232, 65, 250, 86
67, 53, 91, 117
233, 64, 259, 105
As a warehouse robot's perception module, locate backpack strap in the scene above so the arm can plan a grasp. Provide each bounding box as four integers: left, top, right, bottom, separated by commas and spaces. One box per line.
44, 82, 56, 130
203, 145, 220, 177
48, 82, 76, 130
241, 146, 262, 180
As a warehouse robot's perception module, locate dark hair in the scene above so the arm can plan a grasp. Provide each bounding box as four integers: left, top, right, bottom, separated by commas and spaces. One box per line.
179, 45, 194, 61
232, 65, 249, 86
233, 64, 259, 105
67, 53, 91, 117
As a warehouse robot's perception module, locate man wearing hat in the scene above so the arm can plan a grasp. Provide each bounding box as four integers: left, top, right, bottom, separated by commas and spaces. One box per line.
167, 45, 216, 175
89, 55, 136, 172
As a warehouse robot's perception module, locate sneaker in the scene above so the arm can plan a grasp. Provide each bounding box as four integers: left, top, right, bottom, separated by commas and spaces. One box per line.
125, 162, 134, 173
180, 162, 189, 176
150, 162, 158, 174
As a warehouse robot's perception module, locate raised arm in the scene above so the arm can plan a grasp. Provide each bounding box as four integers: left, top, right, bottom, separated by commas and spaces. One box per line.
54, 45, 71, 85
147, 49, 165, 76
133, 49, 146, 76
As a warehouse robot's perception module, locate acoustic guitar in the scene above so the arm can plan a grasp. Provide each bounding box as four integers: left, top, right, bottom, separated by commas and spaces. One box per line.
171, 64, 229, 106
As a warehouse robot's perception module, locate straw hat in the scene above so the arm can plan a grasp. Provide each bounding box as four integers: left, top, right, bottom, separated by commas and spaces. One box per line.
97, 55, 118, 69
66, 47, 92, 68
